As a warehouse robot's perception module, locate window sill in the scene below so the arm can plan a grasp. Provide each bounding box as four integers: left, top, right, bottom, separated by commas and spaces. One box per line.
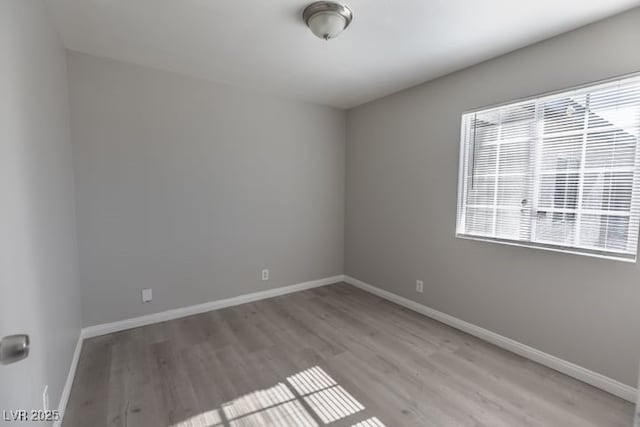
455, 233, 636, 263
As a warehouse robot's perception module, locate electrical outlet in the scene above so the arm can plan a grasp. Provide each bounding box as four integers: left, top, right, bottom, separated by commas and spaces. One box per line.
142, 288, 152, 303
416, 280, 424, 293
42, 385, 49, 411
261, 269, 269, 281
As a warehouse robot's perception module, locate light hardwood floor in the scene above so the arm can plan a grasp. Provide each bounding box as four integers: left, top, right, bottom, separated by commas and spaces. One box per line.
63, 283, 633, 427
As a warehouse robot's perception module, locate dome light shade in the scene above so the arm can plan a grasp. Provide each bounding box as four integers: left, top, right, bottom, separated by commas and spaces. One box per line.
308, 12, 346, 40
303, 2, 353, 40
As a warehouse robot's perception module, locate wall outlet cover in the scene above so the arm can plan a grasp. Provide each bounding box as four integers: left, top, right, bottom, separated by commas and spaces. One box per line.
142, 288, 153, 303
262, 269, 269, 281
416, 280, 424, 293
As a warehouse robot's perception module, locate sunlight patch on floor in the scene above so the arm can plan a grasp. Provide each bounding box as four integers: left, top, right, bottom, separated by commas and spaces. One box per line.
173, 409, 222, 427
352, 417, 386, 427
287, 366, 337, 395
291, 366, 364, 423
229, 400, 317, 427
222, 382, 295, 419
172, 365, 385, 427
303, 385, 364, 423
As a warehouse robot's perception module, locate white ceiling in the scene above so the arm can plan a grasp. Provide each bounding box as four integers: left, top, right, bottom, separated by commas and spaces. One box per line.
46, 0, 640, 108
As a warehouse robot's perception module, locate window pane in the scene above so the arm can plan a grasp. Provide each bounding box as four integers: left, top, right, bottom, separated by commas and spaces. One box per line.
541, 95, 586, 134
473, 139, 497, 176
579, 214, 630, 251
535, 211, 577, 246
497, 176, 528, 206
540, 135, 582, 171
496, 208, 529, 240
499, 141, 531, 174
465, 207, 493, 236
467, 175, 495, 206
585, 130, 636, 169
537, 172, 579, 211
501, 104, 536, 140
582, 172, 633, 212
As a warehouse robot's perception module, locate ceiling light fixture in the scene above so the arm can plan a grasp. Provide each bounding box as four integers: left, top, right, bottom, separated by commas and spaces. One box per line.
303, 2, 353, 40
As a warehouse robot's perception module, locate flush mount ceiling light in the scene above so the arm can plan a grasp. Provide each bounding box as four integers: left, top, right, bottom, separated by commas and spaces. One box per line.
303, 1, 353, 40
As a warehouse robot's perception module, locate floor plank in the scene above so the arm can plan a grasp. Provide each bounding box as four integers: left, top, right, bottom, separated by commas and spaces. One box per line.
63, 283, 633, 427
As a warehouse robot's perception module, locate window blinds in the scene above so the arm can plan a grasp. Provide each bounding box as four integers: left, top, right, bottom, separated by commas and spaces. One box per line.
456, 75, 640, 261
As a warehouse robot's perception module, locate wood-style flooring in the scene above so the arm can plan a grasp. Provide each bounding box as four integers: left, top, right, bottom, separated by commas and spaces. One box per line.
63, 283, 634, 427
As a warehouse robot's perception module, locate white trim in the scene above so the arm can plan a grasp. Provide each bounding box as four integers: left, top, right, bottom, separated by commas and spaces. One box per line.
82, 275, 345, 338
54, 334, 83, 427
344, 275, 637, 403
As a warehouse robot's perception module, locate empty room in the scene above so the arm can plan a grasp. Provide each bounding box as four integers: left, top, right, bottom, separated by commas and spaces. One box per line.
3, 0, 640, 426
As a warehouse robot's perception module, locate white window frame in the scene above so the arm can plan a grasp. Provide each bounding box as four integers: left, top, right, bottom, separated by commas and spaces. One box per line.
455, 73, 640, 262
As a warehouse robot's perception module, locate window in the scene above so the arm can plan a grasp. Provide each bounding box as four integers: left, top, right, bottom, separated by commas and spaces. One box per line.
456, 75, 640, 261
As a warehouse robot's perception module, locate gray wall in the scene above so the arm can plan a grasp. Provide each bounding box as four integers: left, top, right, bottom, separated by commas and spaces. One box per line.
0, 0, 81, 417
68, 52, 346, 326
346, 8, 640, 387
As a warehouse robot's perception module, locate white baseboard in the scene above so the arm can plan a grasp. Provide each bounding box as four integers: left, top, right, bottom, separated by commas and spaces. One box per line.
82, 275, 345, 338
54, 333, 83, 427
344, 275, 637, 403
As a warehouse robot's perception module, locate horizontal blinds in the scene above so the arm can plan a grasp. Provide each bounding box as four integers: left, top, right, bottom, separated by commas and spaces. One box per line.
456, 75, 640, 261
